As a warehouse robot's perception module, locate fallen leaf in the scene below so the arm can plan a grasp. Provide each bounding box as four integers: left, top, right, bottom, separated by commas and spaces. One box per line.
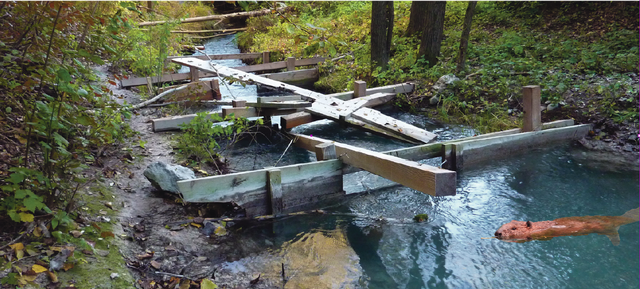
69, 230, 83, 238
62, 263, 74, 271
136, 253, 153, 260
150, 260, 161, 269
104, 202, 113, 210
47, 270, 58, 283
101, 231, 115, 238
190, 223, 202, 228
32, 264, 48, 273
9, 243, 24, 251
33, 227, 42, 237
214, 226, 227, 236
201, 278, 218, 289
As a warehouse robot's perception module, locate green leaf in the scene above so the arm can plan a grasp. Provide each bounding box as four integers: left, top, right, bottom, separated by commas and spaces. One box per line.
53, 132, 69, 148
14, 189, 28, 199
8, 173, 25, 184
286, 25, 296, 34
23, 195, 44, 212
5, 106, 11, 113
57, 68, 72, 83
8, 210, 20, 222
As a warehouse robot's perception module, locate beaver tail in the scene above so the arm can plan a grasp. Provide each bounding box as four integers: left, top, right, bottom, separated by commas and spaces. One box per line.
621, 207, 639, 222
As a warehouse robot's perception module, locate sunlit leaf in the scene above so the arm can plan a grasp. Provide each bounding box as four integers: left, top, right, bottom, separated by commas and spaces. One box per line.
32, 264, 48, 273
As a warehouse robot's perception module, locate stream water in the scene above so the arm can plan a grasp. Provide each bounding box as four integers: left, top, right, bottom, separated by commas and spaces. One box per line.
184, 35, 639, 289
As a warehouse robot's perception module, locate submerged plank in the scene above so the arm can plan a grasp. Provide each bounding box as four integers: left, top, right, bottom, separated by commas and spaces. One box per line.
447, 124, 591, 170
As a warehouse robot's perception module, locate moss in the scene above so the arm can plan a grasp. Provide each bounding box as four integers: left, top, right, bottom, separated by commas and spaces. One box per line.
413, 214, 429, 223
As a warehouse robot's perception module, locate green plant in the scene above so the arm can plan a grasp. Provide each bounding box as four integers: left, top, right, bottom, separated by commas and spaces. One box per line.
175, 112, 264, 166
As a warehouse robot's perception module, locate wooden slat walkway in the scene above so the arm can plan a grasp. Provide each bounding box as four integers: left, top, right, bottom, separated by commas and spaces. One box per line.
171, 57, 438, 144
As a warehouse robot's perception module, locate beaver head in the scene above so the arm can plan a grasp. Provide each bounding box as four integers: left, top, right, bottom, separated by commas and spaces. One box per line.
494, 220, 533, 241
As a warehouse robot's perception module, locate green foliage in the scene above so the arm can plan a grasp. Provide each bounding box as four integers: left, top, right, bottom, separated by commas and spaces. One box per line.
175, 112, 264, 165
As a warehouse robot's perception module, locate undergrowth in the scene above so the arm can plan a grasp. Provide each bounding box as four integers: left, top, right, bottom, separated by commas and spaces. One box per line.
237, 1, 639, 132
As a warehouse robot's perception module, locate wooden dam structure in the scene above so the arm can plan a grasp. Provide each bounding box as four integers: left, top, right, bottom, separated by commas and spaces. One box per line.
145, 56, 592, 217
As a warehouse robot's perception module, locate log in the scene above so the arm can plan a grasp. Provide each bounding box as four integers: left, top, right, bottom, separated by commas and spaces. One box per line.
138, 7, 288, 27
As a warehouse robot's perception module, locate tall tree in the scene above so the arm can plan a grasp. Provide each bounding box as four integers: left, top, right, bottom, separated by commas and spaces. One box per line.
404, 1, 428, 37
370, 1, 394, 71
418, 1, 446, 68
456, 1, 478, 73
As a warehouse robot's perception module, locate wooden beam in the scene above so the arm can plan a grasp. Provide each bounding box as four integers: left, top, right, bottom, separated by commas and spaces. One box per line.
523, 85, 542, 132
151, 112, 222, 132
171, 58, 437, 143
257, 95, 302, 103
267, 169, 283, 215
292, 134, 456, 196
138, 7, 288, 26
286, 57, 296, 71
156, 80, 219, 102
231, 100, 246, 107
327, 83, 415, 101
168, 28, 248, 34
262, 51, 270, 63
315, 143, 337, 161
261, 68, 318, 82
176, 160, 343, 216
280, 112, 320, 130
354, 81, 366, 98
166, 53, 262, 62
222, 107, 258, 118
444, 124, 591, 170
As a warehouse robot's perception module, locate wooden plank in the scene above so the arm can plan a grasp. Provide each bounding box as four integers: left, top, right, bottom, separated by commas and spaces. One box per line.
267, 169, 283, 215
151, 112, 222, 132
232, 100, 246, 107
449, 124, 591, 170
327, 83, 415, 101
222, 107, 258, 118
280, 112, 320, 130
295, 57, 325, 66
262, 68, 318, 82
523, 85, 542, 132
171, 58, 437, 144
168, 28, 248, 34
166, 53, 262, 62
257, 95, 302, 103
262, 51, 270, 63
348, 108, 438, 143
177, 160, 343, 216
292, 134, 456, 196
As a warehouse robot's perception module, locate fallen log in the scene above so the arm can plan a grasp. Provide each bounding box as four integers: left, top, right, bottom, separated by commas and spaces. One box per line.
138, 7, 288, 27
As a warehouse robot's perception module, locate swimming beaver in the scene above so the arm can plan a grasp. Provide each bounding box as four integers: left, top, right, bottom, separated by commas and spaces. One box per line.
494, 207, 639, 245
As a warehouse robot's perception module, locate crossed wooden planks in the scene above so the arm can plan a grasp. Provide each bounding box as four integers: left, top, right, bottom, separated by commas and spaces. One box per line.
171, 57, 437, 144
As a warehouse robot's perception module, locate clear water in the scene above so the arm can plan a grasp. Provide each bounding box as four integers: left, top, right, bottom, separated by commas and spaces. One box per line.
191, 35, 640, 288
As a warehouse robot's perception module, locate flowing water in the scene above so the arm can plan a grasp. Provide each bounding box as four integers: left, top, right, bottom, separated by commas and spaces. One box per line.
187, 36, 639, 289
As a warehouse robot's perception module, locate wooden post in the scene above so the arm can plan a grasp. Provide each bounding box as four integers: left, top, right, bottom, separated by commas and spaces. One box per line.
354, 81, 367, 98
262, 51, 270, 64
286, 57, 295, 71
232, 100, 246, 107
522, 85, 541, 132
211, 79, 221, 100
315, 143, 337, 161
189, 66, 199, 82
146, 77, 154, 95
267, 169, 283, 215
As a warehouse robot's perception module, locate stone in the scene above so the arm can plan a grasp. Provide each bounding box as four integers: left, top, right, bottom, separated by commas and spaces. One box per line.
429, 95, 440, 105
432, 74, 460, 92
143, 161, 196, 194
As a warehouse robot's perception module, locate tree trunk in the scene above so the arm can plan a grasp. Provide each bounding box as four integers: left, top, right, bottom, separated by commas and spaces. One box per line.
456, 1, 477, 73
371, 1, 394, 71
404, 1, 428, 37
418, 1, 446, 68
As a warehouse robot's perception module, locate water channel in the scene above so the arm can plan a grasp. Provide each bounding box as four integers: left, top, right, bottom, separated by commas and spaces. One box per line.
180, 35, 639, 289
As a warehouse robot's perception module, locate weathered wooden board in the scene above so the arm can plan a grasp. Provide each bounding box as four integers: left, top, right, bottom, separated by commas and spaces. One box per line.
327, 83, 415, 101
382, 119, 576, 161
348, 108, 438, 143
171, 57, 438, 144
261, 68, 318, 82
292, 134, 456, 196
281, 112, 322, 130
444, 124, 591, 170
166, 53, 262, 62
177, 160, 344, 216
222, 107, 258, 118
152, 112, 222, 132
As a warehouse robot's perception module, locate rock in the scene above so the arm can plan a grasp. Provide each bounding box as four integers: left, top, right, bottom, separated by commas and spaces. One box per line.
432, 74, 460, 92
429, 95, 440, 105
143, 161, 196, 194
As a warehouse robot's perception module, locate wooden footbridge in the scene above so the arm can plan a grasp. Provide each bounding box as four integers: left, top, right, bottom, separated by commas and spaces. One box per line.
148, 56, 591, 217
